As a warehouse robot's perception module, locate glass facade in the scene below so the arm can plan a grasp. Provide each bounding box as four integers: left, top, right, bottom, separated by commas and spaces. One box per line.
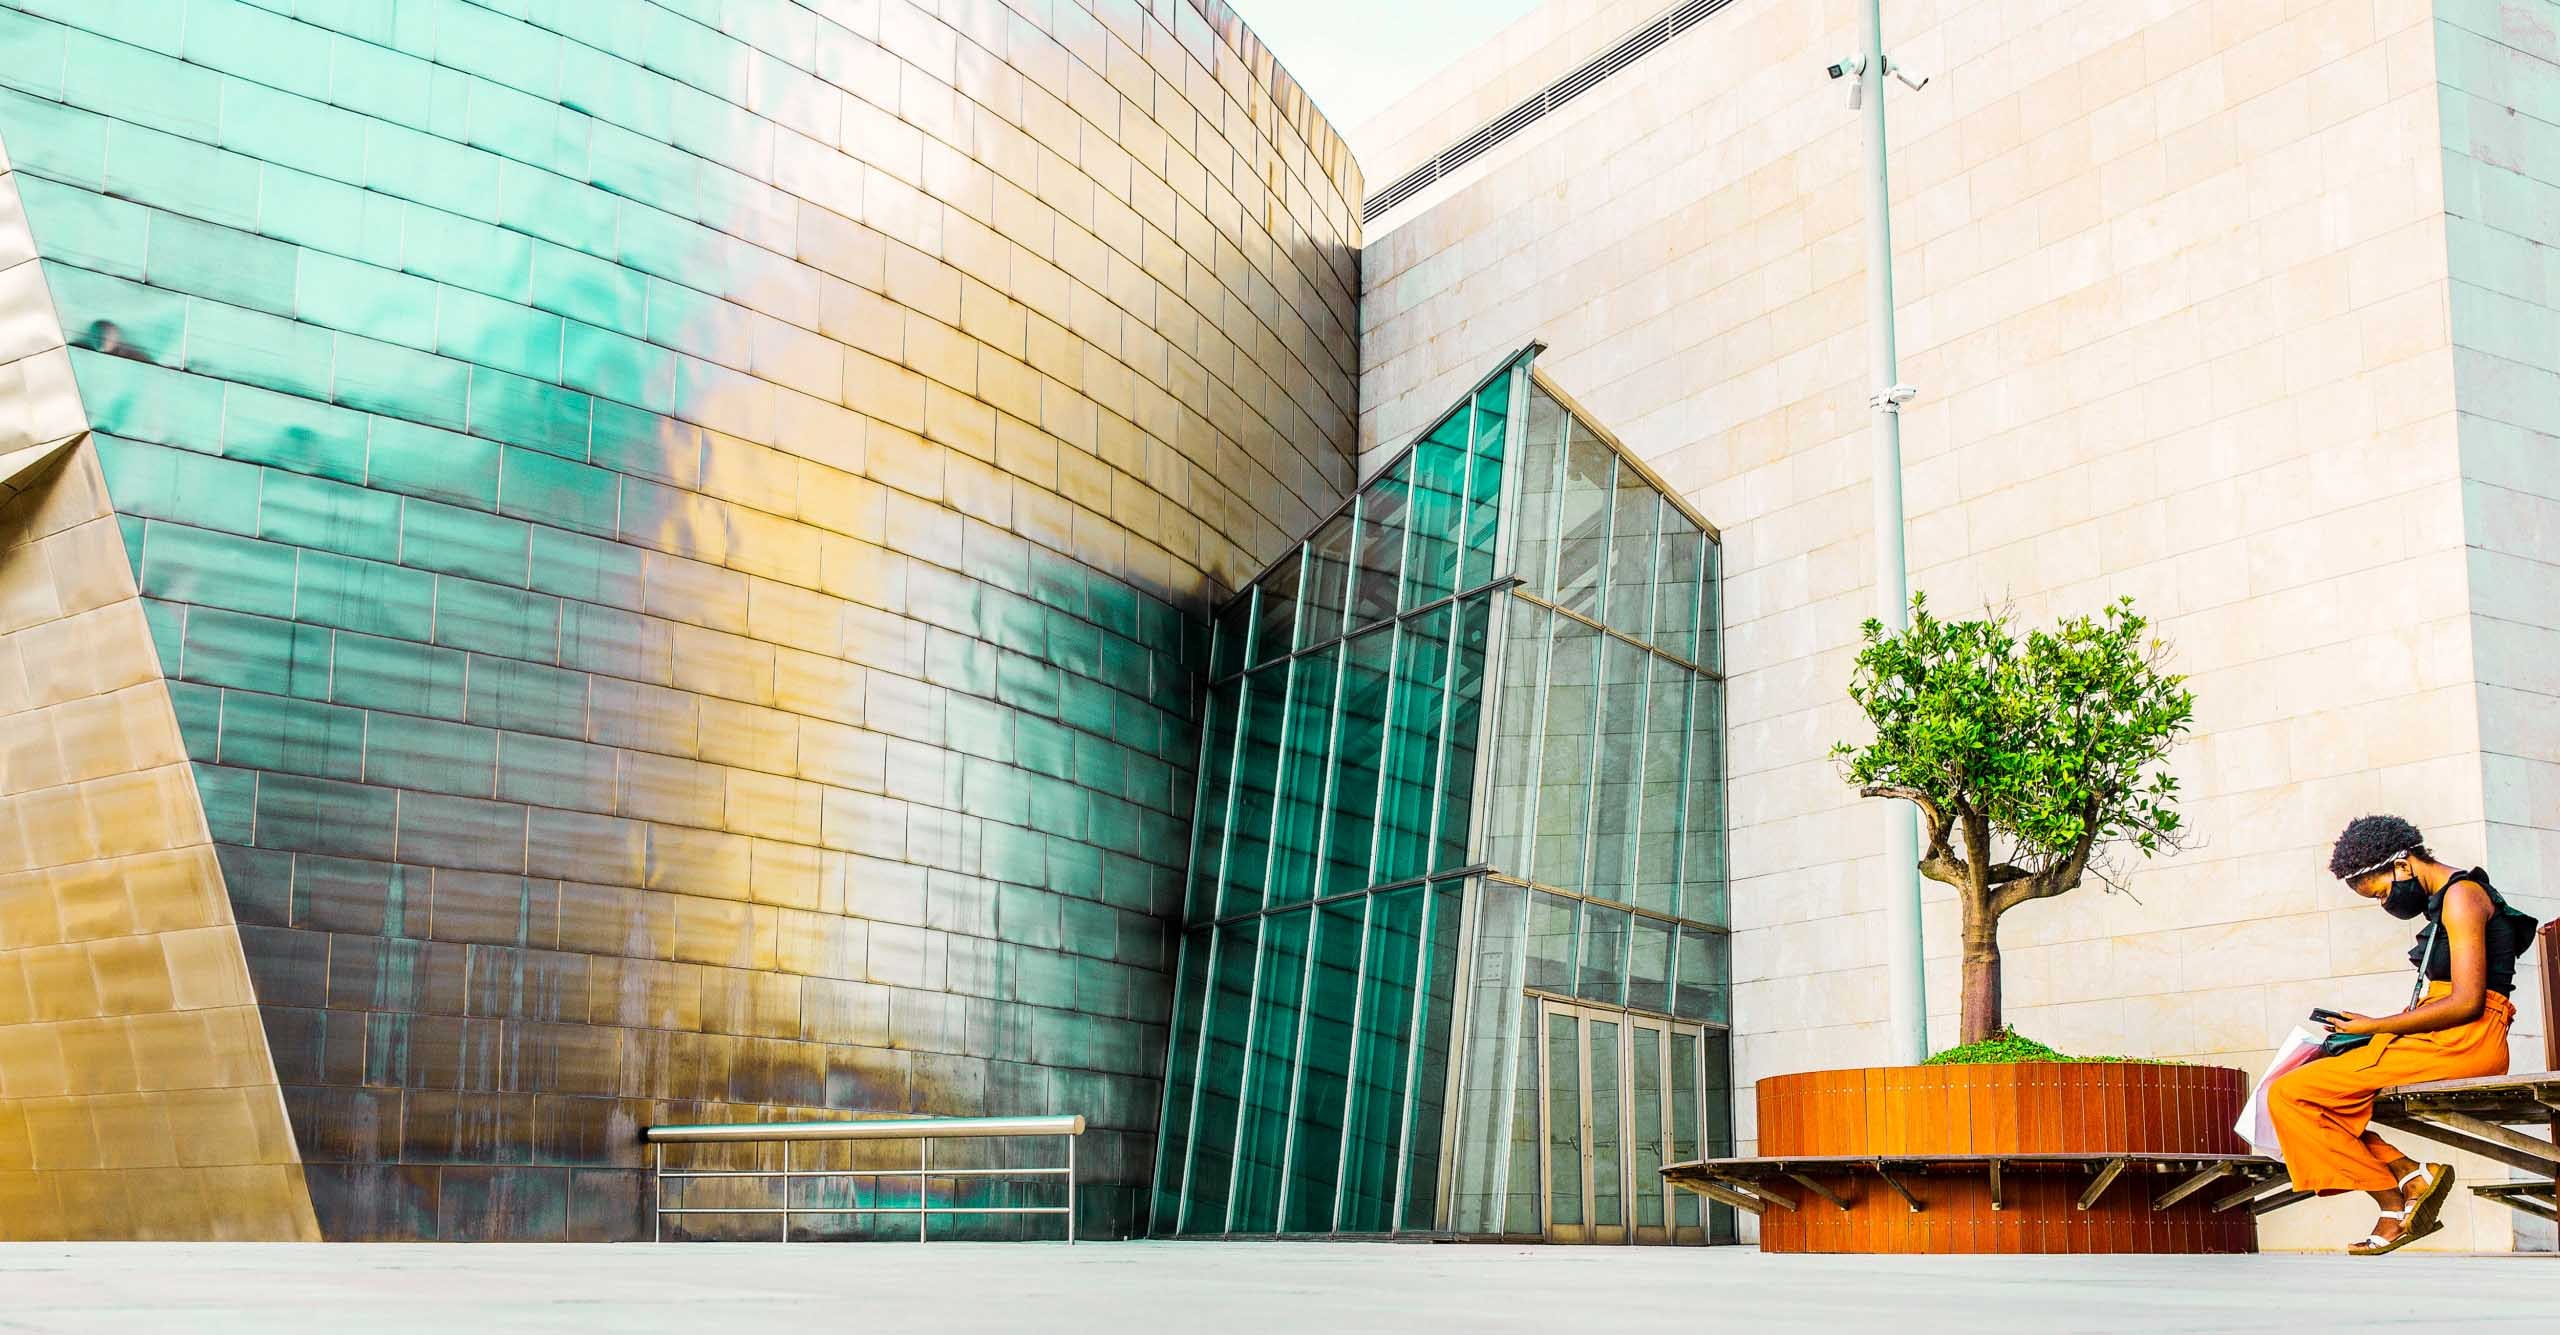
1154, 349, 1732, 1240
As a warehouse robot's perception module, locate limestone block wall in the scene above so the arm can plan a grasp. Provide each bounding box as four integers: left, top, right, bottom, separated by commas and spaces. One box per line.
1360, 0, 2558, 1250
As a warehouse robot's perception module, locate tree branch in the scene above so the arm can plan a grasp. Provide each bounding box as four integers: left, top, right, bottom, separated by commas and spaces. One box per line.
1862, 784, 1972, 890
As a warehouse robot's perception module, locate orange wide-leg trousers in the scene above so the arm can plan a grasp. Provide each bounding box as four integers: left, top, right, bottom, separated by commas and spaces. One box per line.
2267, 984, 2514, 1194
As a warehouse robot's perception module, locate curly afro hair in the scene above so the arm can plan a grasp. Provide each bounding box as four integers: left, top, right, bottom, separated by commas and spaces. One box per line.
2328, 814, 2429, 881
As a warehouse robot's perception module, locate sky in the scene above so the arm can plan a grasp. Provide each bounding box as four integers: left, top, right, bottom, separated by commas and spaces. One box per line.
1228, 0, 1547, 136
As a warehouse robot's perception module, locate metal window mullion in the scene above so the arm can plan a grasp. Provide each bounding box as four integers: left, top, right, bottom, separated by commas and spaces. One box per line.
1572, 456, 1621, 900
1492, 360, 1531, 587
1386, 879, 1438, 1232
1665, 667, 1696, 931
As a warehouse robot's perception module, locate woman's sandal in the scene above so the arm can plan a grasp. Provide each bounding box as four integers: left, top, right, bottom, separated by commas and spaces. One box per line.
2347, 1206, 2442, 1257
2397, 1162, 2457, 1238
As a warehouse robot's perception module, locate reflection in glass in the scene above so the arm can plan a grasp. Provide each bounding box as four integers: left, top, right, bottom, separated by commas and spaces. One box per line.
1461, 375, 1509, 591
1585, 635, 1648, 905
1152, 930, 1212, 1233
1631, 1025, 1662, 1230
1301, 509, 1355, 648
1605, 464, 1659, 639
1350, 460, 1408, 629
1626, 916, 1674, 1014
1552, 419, 1613, 617
1511, 387, 1563, 590
1220, 668, 1286, 916
1373, 607, 1449, 885
1400, 880, 1465, 1230
1432, 594, 1491, 874
1653, 508, 1703, 664
1545, 1014, 1582, 1228
1590, 1018, 1622, 1229
1675, 923, 1728, 1023
1634, 660, 1691, 918
1524, 889, 1577, 993
1404, 410, 1466, 610
1672, 1029, 1702, 1229
1577, 903, 1628, 1006
1339, 886, 1421, 1231
1267, 647, 1339, 905
1183, 918, 1259, 1232
1286, 900, 1362, 1231
1532, 617, 1598, 891
1251, 553, 1300, 668
1185, 682, 1240, 923
1319, 629, 1392, 897
1231, 909, 1309, 1231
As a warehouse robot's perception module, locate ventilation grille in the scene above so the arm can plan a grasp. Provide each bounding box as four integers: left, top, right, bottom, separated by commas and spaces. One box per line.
1362, 0, 1735, 224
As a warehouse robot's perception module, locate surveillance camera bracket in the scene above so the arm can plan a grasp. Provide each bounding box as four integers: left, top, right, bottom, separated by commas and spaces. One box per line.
1870, 383, 1920, 412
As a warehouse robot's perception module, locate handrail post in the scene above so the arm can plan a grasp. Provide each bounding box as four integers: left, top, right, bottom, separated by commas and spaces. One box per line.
1067, 1129, 1077, 1246
782, 1138, 792, 1243
653, 1141, 663, 1243
919, 1134, 930, 1243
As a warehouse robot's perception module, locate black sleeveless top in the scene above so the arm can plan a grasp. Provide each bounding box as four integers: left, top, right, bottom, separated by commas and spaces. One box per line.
2411, 869, 2521, 997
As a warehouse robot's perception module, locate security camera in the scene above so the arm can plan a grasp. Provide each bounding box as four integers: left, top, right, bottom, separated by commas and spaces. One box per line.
1826, 54, 1865, 80
1889, 59, 1930, 91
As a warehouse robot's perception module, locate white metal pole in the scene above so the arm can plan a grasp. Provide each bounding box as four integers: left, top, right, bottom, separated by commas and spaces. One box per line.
1856, 0, 1929, 1066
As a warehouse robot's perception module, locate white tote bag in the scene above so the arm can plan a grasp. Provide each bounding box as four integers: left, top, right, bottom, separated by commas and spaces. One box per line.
2234, 1026, 2329, 1160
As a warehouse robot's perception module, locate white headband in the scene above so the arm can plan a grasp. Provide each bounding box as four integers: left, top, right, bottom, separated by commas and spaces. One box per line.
2340, 846, 2419, 882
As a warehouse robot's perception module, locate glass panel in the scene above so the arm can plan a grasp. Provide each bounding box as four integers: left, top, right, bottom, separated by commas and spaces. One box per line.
1231, 908, 1309, 1232
1585, 635, 1647, 905
1544, 1014, 1582, 1228
1632, 1024, 1665, 1229
1699, 538, 1721, 673
1404, 410, 1466, 610
1675, 924, 1728, 1023
1318, 629, 1391, 897
1671, 1029, 1700, 1228
1589, 1017, 1622, 1228
1338, 886, 1422, 1232
1183, 918, 1259, 1232
1400, 878, 1466, 1230
1373, 607, 1449, 885
1510, 386, 1563, 591
1626, 916, 1674, 1014
1634, 661, 1691, 918
1552, 418, 1613, 616
1705, 1030, 1734, 1158
1153, 929, 1212, 1233
1451, 878, 1526, 1234
1285, 899, 1363, 1232
1482, 595, 1548, 875
1652, 508, 1702, 664
1220, 666, 1287, 916
1431, 593, 1492, 874
1266, 647, 1339, 906
1185, 680, 1240, 923
1462, 374, 1508, 591
1300, 508, 1355, 648
1504, 992, 1541, 1234
1531, 617, 1599, 891
1349, 458, 1409, 629
1682, 679, 1726, 923
1212, 593, 1252, 679
1523, 889, 1578, 993
1250, 550, 1300, 668
1576, 903, 1628, 1007
1604, 463, 1658, 638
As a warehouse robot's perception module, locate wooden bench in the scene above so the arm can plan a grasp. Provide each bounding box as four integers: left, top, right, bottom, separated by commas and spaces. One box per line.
1664, 1151, 2301, 1218
2372, 917, 2560, 1225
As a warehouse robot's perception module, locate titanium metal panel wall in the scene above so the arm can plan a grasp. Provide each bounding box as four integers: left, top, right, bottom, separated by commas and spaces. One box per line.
0, 0, 1358, 1241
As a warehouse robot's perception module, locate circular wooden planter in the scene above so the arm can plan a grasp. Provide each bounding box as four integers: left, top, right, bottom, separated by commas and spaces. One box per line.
1754, 1063, 2257, 1254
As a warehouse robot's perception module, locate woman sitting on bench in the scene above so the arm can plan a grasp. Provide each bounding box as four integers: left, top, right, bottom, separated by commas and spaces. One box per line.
2269, 815, 2535, 1256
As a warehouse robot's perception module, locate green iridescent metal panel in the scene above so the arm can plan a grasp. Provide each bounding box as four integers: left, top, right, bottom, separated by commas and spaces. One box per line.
0, 0, 1359, 1241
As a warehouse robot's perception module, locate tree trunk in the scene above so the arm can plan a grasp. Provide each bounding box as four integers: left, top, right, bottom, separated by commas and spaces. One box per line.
1960, 912, 2003, 1045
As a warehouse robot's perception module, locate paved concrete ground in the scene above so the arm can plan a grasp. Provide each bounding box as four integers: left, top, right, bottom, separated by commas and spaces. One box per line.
0, 1242, 2551, 1332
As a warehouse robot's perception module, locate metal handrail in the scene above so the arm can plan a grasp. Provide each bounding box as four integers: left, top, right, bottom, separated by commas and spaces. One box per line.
646, 1115, 1086, 1244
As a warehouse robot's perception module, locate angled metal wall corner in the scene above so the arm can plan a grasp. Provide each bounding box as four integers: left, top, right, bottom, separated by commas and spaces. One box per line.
0, 152, 320, 1241
0, 1, 1359, 1240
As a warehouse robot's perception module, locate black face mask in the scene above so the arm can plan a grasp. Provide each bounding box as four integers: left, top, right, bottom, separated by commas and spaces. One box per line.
2381, 874, 2428, 920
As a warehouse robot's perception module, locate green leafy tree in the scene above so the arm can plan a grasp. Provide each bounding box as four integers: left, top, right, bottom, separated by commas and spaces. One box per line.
1835, 595, 2196, 1046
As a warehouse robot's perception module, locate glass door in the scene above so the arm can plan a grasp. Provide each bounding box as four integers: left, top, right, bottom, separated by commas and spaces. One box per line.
1538, 999, 1710, 1245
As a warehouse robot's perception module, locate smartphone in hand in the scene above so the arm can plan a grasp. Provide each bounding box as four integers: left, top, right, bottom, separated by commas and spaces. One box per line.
2309, 1007, 2349, 1027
